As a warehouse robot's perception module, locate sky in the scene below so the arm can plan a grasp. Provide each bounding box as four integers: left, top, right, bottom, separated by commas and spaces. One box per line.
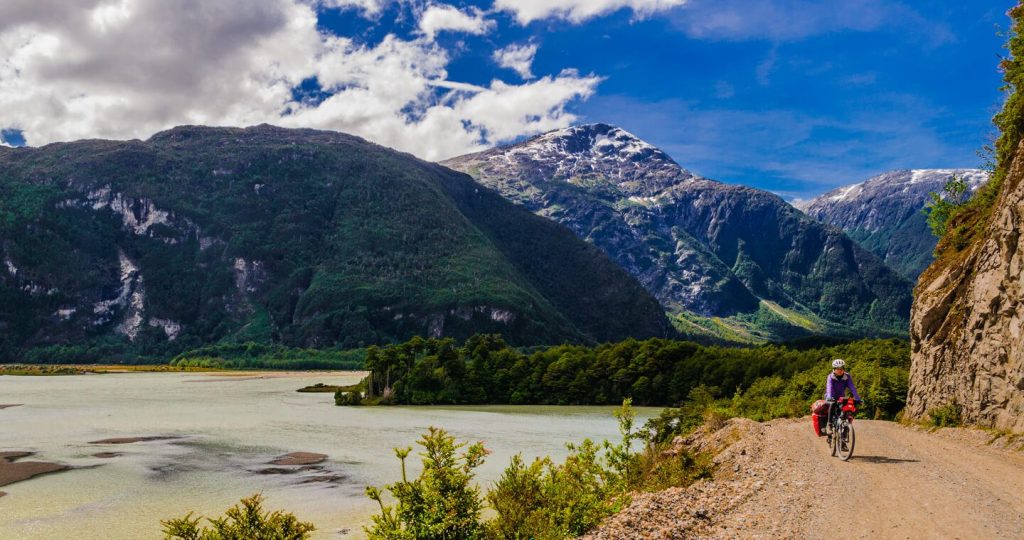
0, 0, 1012, 199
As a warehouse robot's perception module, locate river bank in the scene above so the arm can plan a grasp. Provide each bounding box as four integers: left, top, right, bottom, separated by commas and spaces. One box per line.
0, 371, 653, 539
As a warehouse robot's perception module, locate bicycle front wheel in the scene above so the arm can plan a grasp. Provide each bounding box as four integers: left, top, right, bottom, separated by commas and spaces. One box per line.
837, 420, 855, 461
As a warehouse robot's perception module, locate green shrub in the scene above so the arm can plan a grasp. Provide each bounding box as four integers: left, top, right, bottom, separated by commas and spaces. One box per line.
485, 400, 637, 539
928, 401, 963, 428
334, 390, 363, 406
924, 173, 971, 238
365, 427, 488, 540
363, 400, 712, 540
161, 493, 314, 540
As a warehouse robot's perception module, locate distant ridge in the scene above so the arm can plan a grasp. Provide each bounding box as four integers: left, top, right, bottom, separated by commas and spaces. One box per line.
444, 123, 913, 342
800, 169, 989, 280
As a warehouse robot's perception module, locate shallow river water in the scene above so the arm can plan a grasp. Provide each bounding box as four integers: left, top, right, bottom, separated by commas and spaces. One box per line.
0, 371, 657, 539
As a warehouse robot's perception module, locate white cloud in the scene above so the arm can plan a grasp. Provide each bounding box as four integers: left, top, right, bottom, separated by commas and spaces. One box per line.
318, 0, 387, 16
495, 0, 688, 24
0, 0, 599, 161
418, 4, 493, 41
493, 42, 538, 79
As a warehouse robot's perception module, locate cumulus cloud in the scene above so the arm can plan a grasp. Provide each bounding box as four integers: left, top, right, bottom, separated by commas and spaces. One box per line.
418, 4, 494, 41
493, 42, 538, 79
494, 0, 688, 25
0, 0, 599, 160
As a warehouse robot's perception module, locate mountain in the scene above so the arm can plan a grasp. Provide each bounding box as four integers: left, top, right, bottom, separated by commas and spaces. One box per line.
798, 169, 989, 280
443, 124, 913, 342
907, 143, 1024, 432
0, 125, 673, 360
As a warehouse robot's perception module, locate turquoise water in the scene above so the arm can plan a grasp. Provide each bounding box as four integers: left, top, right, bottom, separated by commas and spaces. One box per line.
0, 371, 656, 539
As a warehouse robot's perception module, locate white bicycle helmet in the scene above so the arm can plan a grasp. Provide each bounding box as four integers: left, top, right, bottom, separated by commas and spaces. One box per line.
831, 358, 846, 369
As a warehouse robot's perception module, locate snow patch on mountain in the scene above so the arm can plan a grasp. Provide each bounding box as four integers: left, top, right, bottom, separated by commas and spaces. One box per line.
800, 168, 991, 279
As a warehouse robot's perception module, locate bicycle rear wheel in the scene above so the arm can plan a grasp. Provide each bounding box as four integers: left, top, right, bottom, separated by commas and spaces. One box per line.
837, 420, 855, 461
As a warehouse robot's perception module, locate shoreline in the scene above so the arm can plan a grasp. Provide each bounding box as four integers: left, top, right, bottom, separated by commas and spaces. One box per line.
0, 364, 368, 376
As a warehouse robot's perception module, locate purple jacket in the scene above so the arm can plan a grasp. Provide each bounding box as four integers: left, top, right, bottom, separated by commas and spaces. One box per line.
825, 372, 861, 401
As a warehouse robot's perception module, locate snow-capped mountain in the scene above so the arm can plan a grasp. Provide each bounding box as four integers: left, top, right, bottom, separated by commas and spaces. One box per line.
799, 169, 989, 280
487, 124, 700, 197
443, 123, 913, 342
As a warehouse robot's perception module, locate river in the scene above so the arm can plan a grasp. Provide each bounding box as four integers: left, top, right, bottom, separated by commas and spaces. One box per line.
0, 371, 658, 539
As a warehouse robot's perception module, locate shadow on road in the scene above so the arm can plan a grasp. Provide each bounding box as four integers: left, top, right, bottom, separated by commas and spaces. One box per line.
850, 455, 919, 464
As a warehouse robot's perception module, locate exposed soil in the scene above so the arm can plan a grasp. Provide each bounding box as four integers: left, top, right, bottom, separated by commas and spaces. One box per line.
92, 452, 122, 458
585, 418, 1024, 539
0, 404, 22, 409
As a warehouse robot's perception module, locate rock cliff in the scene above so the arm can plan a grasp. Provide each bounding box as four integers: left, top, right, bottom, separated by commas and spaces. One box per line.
908, 142, 1024, 432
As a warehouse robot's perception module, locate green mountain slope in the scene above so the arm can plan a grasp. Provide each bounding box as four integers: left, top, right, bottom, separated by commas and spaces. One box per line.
444, 124, 913, 342
0, 125, 672, 360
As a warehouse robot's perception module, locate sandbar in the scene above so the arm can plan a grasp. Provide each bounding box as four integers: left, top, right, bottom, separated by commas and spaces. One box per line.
269, 452, 328, 466
0, 451, 70, 488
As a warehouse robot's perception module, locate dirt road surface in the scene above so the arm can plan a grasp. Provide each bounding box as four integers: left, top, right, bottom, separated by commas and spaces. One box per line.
586, 419, 1024, 539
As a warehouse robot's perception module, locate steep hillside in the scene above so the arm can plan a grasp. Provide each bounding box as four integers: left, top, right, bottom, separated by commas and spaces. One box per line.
0, 125, 671, 360
799, 169, 989, 280
444, 124, 912, 342
907, 2, 1024, 432
908, 140, 1024, 432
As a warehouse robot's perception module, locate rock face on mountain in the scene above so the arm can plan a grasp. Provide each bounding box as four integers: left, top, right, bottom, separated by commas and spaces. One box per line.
907, 145, 1024, 432
800, 169, 989, 280
444, 124, 913, 342
0, 125, 672, 359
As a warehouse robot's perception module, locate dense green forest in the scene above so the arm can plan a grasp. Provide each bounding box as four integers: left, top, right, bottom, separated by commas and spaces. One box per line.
339, 334, 909, 420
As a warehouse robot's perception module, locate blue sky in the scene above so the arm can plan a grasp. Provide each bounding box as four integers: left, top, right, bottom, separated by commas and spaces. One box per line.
312, 0, 1010, 199
0, 0, 1012, 199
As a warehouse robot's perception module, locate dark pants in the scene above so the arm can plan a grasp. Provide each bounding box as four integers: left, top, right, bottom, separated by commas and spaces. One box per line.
827, 401, 842, 431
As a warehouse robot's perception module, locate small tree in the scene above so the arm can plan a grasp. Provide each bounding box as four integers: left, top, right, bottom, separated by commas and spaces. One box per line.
924, 173, 971, 237
161, 493, 314, 540
365, 427, 488, 540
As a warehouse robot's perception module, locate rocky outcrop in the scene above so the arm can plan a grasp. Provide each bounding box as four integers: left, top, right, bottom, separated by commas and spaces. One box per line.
908, 143, 1024, 432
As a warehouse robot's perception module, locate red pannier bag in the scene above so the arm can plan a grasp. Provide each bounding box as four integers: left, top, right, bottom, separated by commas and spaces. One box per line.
811, 399, 828, 437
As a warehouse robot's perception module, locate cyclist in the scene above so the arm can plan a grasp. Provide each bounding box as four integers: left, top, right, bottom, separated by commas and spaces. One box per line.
824, 358, 861, 434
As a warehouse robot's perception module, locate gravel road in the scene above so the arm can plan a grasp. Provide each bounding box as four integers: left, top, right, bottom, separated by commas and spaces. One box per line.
586, 418, 1024, 539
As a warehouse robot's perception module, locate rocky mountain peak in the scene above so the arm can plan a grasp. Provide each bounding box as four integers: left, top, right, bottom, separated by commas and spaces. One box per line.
446, 123, 700, 199
445, 124, 912, 342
